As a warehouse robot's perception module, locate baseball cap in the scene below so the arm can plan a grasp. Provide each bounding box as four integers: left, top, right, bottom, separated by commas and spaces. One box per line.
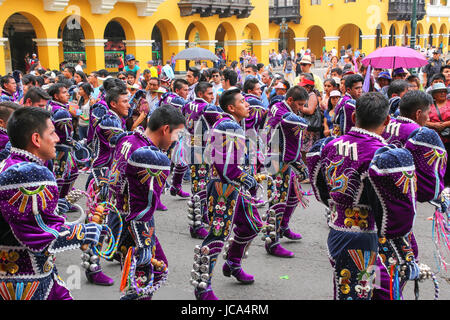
330, 90, 341, 97
393, 67, 407, 76
378, 71, 392, 80
125, 54, 135, 62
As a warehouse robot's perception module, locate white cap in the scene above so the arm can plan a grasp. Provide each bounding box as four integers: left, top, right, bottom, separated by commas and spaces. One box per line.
330, 90, 341, 97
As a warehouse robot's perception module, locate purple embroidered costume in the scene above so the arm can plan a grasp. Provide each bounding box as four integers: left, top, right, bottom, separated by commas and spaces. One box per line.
333, 93, 354, 136
190, 113, 259, 300
182, 98, 223, 238
262, 101, 309, 257
0, 127, 10, 162
119, 144, 171, 299
0, 148, 103, 300
46, 100, 79, 201
159, 92, 190, 199
307, 128, 419, 300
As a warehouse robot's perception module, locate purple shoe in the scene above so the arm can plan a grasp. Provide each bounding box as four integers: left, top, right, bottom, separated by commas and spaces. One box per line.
157, 201, 168, 211
265, 243, 294, 258
223, 262, 254, 284
282, 228, 302, 240
189, 226, 208, 239
195, 286, 218, 300
170, 186, 191, 198
86, 270, 114, 286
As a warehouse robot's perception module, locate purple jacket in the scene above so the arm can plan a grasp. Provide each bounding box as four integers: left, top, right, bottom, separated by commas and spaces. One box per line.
0, 148, 97, 299
87, 99, 108, 145
109, 127, 155, 217
47, 100, 73, 145
264, 101, 308, 173
159, 92, 186, 110
382, 116, 420, 147
334, 93, 354, 136
91, 109, 125, 169
0, 127, 9, 150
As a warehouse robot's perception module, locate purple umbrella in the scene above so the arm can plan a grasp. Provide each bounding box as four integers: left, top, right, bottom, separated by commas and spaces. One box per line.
361, 46, 428, 69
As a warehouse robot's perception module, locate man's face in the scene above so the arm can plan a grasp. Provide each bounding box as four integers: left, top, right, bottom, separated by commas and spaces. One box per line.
176, 84, 189, 99
63, 69, 72, 79
287, 98, 307, 114
244, 67, 255, 76
249, 83, 262, 97
161, 124, 185, 152
433, 53, 440, 60
56, 87, 69, 104
199, 87, 214, 104
373, 68, 382, 78
230, 93, 250, 121
88, 74, 97, 85
211, 73, 221, 84
408, 81, 419, 91
331, 71, 341, 79
148, 80, 159, 93
4, 78, 16, 94
37, 119, 59, 161
416, 105, 431, 127
261, 72, 271, 85
347, 82, 363, 99
378, 78, 390, 88
443, 68, 450, 82
29, 98, 49, 108
110, 94, 130, 118
300, 63, 311, 73
186, 71, 198, 86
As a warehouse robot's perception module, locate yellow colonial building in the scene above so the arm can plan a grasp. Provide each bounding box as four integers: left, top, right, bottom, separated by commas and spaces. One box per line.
0, 0, 448, 75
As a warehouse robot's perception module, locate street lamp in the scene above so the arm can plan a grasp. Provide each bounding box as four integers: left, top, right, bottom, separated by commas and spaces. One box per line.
280, 17, 288, 52
410, 0, 418, 50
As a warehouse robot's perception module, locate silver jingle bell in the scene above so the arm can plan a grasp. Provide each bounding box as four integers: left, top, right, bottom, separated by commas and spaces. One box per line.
222, 252, 228, 260
243, 251, 249, 259
90, 255, 99, 264
187, 214, 194, 220
200, 273, 210, 282
193, 254, 200, 262
188, 221, 194, 226
187, 200, 194, 208
195, 214, 202, 221
193, 263, 200, 272
194, 221, 202, 226
191, 279, 199, 287
270, 231, 277, 237
201, 246, 210, 255
265, 237, 273, 245
198, 281, 208, 290
191, 270, 200, 280
199, 264, 209, 273
89, 263, 99, 272
194, 208, 201, 215
81, 253, 90, 261
188, 207, 194, 214
227, 237, 234, 244
193, 195, 200, 202
81, 261, 90, 270
200, 256, 210, 264
261, 214, 268, 220
194, 245, 201, 254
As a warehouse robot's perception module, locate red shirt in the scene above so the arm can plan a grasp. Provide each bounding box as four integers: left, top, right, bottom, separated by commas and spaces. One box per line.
429, 99, 450, 143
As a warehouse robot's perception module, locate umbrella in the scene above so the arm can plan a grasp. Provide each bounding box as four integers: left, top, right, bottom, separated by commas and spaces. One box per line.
174, 47, 218, 62
361, 46, 428, 69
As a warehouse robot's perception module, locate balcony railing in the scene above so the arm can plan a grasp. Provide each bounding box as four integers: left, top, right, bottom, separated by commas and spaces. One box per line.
388, 0, 426, 21
269, 0, 301, 24
178, 0, 254, 18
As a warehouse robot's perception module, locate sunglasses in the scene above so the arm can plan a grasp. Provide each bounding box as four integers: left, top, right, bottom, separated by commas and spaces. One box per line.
118, 77, 126, 80
301, 64, 309, 67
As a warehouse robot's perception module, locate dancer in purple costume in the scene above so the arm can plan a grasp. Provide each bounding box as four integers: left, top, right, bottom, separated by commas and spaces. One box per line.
159, 79, 191, 200
183, 82, 223, 239
113, 105, 186, 300
307, 92, 421, 300
334, 74, 364, 136
0, 102, 19, 161
191, 88, 260, 300
373, 90, 447, 299
0, 107, 104, 300
263, 86, 309, 258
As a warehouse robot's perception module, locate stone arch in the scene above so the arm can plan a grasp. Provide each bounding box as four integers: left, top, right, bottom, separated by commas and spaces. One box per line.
241, 23, 262, 58
306, 25, 325, 58
2, 12, 46, 72
375, 23, 386, 48
402, 23, 411, 46
336, 24, 362, 52
388, 23, 399, 46
276, 27, 295, 53
438, 24, 448, 51
103, 19, 130, 70
185, 21, 210, 47
215, 22, 238, 63
428, 23, 437, 47
152, 19, 179, 66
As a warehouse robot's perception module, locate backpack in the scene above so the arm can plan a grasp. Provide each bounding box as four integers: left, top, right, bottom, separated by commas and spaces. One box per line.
285, 60, 293, 72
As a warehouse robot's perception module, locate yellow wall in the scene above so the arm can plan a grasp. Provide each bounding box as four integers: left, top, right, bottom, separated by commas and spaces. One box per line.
0, 0, 447, 75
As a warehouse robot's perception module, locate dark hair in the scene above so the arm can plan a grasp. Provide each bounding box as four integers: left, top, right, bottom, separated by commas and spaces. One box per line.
195, 81, 213, 95
0, 75, 14, 90
387, 80, 409, 98
23, 87, 51, 104
324, 78, 337, 89
7, 107, 52, 150
97, 69, 109, 78
430, 73, 445, 83
147, 104, 185, 131
245, 64, 258, 73
64, 67, 75, 77
35, 76, 45, 87
22, 74, 37, 86
149, 77, 160, 85
173, 79, 188, 91
286, 85, 309, 102
331, 68, 343, 76
399, 90, 433, 118
344, 74, 364, 90
243, 77, 260, 94
209, 68, 220, 75
355, 92, 389, 129
126, 71, 136, 79
47, 83, 67, 100
103, 78, 127, 92
188, 67, 200, 80
0, 102, 20, 122
219, 88, 241, 113
75, 71, 88, 83
257, 63, 265, 71
79, 82, 93, 97
143, 69, 151, 75
441, 65, 450, 73
223, 69, 238, 86
106, 87, 128, 106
